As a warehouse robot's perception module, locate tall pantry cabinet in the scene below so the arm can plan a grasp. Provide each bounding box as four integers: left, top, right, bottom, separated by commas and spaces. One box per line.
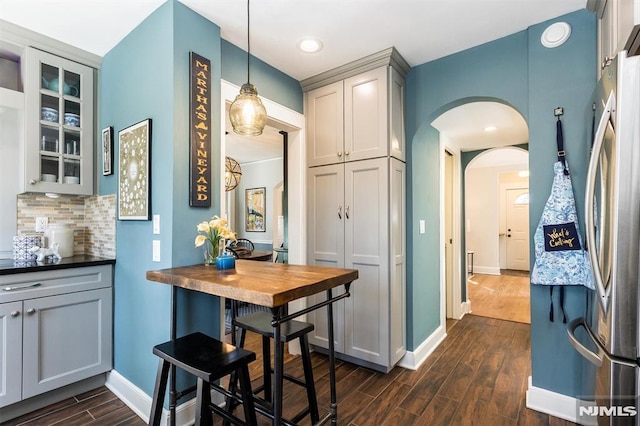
303, 48, 408, 372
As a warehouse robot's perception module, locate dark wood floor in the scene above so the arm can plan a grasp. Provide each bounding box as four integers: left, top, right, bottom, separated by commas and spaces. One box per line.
1, 315, 574, 425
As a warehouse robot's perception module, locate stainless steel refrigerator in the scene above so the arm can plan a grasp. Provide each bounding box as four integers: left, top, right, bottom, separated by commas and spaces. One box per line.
567, 50, 640, 425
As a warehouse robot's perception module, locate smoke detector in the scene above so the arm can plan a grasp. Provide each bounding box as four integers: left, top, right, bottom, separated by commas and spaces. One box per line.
541, 22, 571, 48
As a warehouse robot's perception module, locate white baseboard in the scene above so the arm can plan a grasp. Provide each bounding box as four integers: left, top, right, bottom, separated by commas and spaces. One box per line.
397, 324, 447, 370
460, 300, 471, 318
106, 370, 198, 426
473, 266, 501, 275
526, 376, 583, 423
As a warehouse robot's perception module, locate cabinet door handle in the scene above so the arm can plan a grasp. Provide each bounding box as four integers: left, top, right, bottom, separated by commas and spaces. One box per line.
11, 310, 20, 317
345, 206, 350, 219
26, 308, 36, 315
29, 179, 37, 185
3, 282, 42, 292
337, 152, 342, 158
338, 206, 342, 219
344, 151, 350, 156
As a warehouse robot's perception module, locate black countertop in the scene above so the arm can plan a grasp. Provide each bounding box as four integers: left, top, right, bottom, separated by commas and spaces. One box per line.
0, 255, 115, 275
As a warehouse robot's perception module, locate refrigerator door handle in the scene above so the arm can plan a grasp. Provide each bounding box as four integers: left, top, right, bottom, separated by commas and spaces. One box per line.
585, 91, 615, 313
567, 318, 604, 367
567, 318, 638, 368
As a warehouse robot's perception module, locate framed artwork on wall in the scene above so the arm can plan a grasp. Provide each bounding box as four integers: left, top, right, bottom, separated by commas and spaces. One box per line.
118, 119, 152, 220
102, 126, 114, 176
245, 187, 266, 232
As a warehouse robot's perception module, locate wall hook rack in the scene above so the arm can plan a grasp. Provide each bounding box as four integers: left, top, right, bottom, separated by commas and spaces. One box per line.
554, 107, 564, 117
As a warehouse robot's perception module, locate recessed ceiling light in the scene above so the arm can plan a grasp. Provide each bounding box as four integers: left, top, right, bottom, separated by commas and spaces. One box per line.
484, 125, 497, 132
297, 38, 323, 53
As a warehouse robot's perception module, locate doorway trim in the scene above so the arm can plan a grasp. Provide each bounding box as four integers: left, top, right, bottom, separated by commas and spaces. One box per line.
220, 80, 306, 339
440, 139, 464, 320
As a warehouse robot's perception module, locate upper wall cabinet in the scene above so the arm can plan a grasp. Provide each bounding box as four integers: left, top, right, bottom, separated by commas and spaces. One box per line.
303, 48, 408, 167
590, 0, 640, 74
22, 48, 94, 195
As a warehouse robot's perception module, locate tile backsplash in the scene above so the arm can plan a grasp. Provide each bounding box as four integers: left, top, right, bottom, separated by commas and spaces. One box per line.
16, 193, 116, 258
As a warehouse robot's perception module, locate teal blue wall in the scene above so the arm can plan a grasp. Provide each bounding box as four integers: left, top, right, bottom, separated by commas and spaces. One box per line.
221, 39, 303, 113
406, 10, 596, 397
97, 0, 301, 399
406, 29, 530, 349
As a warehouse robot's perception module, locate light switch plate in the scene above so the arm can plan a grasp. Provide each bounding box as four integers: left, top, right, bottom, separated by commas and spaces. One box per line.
419, 220, 426, 234
153, 215, 160, 234
152, 240, 160, 262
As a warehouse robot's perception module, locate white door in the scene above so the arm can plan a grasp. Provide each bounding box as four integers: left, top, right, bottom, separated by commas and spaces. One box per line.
506, 188, 530, 271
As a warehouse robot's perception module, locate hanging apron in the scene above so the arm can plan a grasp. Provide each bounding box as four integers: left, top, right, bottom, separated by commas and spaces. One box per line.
531, 118, 594, 323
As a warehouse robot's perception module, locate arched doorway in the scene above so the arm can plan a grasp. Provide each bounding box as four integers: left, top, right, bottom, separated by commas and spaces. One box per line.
465, 147, 530, 323
431, 100, 529, 323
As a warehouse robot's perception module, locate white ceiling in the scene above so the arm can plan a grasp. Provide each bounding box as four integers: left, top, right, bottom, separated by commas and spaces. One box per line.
0, 0, 583, 161
0, 0, 586, 81
432, 101, 529, 152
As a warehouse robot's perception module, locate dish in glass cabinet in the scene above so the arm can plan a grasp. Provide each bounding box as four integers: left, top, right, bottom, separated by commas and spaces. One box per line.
41, 107, 58, 122
64, 113, 80, 127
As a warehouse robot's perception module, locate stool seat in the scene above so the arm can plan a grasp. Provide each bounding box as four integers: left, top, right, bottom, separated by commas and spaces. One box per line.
229, 312, 319, 424
232, 311, 314, 342
153, 332, 256, 381
149, 332, 257, 426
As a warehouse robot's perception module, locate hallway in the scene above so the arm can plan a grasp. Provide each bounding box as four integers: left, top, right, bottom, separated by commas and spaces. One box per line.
467, 271, 530, 324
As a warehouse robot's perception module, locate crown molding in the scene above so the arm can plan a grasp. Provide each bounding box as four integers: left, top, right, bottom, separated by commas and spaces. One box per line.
300, 46, 410, 92
0, 19, 101, 69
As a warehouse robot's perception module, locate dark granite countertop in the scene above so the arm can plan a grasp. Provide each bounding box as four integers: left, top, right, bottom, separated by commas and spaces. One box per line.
0, 255, 115, 275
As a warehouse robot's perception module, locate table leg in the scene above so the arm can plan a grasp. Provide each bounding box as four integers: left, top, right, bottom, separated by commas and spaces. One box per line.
272, 306, 284, 426
169, 286, 177, 426
326, 289, 338, 425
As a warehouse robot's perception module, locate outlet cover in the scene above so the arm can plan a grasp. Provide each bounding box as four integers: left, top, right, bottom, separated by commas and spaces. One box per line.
36, 217, 48, 232
153, 240, 160, 262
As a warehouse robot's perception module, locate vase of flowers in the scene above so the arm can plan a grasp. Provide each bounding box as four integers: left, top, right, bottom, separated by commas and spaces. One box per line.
194, 216, 236, 267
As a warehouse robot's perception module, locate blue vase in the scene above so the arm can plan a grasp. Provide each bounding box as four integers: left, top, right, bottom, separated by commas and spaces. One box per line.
215, 252, 235, 270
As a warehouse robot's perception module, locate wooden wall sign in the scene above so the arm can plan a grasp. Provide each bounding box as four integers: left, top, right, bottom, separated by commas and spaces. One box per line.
189, 52, 212, 207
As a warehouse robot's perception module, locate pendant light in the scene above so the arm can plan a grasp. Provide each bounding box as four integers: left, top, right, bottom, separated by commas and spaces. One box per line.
225, 156, 242, 191
229, 0, 267, 136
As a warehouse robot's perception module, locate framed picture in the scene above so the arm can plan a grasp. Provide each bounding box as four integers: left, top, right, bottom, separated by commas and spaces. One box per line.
102, 126, 114, 176
118, 119, 151, 220
245, 187, 266, 232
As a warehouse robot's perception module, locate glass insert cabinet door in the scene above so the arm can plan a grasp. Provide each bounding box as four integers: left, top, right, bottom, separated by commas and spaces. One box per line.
24, 47, 94, 195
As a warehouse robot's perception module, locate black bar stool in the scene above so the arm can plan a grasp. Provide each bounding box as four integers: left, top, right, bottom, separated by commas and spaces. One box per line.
228, 311, 319, 424
149, 332, 257, 426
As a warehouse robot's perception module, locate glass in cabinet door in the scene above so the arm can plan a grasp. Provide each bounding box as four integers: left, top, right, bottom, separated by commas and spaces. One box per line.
38, 62, 84, 186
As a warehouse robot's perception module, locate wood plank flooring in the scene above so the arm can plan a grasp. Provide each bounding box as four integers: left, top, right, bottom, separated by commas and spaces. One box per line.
1, 315, 574, 425
467, 271, 530, 324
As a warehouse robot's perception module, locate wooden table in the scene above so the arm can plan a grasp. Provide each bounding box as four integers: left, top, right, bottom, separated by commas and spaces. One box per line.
236, 249, 273, 262
147, 260, 358, 425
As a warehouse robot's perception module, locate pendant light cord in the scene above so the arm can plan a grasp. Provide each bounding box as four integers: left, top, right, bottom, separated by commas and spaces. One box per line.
246, 0, 251, 84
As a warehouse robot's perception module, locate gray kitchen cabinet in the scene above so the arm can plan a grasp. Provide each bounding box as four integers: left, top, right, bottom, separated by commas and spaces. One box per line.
589, 0, 640, 76
304, 48, 408, 167
22, 47, 95, 195
306, 158, 406, 372
0, 301, 22, 408
0, 265, 112, 409
304, 48, 408, 373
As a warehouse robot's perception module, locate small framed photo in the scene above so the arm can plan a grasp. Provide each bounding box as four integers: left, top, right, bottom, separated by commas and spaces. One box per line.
245, 187, 266, 232
102, 126, 114, 176
118, 119, 152, 221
